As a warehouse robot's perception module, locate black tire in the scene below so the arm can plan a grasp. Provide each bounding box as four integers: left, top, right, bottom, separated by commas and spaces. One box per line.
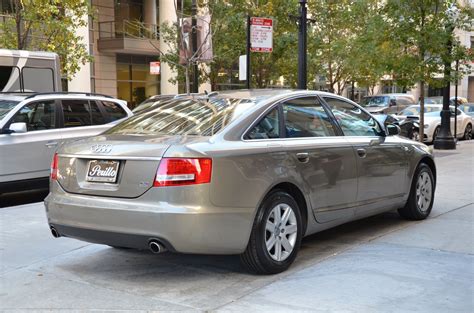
240, 190, 303, 275
398, 163, 435, 220
432, 126, 440, 143
463, 124, 472, 140
411, 128, 420, 141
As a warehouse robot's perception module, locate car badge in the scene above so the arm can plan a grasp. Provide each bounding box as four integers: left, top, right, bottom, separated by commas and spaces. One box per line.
91, 144, 113, 154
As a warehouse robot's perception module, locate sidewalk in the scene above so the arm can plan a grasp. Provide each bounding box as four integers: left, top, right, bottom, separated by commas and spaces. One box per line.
0, 142, 472, 312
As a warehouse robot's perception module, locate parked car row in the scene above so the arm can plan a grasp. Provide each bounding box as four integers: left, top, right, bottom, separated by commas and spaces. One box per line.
1, 89, 458, 274
358, 94, 472, 143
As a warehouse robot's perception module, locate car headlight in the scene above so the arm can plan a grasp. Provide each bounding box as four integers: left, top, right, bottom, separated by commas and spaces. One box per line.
424, 124, 429, 129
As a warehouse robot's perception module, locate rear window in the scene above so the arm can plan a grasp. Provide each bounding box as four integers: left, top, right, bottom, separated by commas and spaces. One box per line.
107, 97, 255, 136
0, 99, 20, 120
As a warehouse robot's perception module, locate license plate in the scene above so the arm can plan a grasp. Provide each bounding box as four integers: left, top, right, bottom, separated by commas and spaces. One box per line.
86, 160, 120, 183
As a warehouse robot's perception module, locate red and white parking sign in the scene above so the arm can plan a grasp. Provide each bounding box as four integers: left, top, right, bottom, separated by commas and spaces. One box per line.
149, 61, 160, 75
250, 17, 273, 53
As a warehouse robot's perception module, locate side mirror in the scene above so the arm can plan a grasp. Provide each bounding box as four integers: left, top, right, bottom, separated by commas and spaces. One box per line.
389, 99, 397, 107
386, 124, 401, 136
9, 122, 27, 133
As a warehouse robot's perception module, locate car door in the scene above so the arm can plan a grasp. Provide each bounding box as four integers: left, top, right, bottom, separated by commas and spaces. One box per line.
322, 96, 409, 217
279, 97, 358, 223
59, 99, 112, 144
0, 99, 61, 183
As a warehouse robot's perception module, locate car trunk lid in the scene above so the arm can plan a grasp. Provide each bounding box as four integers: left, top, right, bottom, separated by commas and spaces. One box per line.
56, 134, 181, 198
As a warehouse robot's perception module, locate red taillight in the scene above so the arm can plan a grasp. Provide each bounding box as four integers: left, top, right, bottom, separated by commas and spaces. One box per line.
50, 153, 58, 180
153, 158, 212, 187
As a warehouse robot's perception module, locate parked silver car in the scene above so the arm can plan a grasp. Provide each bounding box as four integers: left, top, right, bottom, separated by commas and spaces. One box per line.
0, 92, 132, 194
360, 93, 416, 114
45, 90, 436, 274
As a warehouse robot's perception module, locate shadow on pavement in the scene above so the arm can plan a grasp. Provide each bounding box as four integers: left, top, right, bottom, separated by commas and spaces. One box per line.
0, 189, 49, 208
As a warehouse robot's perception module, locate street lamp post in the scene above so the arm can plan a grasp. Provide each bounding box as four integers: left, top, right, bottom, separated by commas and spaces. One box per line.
433, 23, 456, 150
297, 0, 307, 90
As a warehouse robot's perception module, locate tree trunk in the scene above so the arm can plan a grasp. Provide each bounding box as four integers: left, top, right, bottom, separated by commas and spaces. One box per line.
185, 65, 190, 95
15, 0, 23, 49
419, 80, 425, 143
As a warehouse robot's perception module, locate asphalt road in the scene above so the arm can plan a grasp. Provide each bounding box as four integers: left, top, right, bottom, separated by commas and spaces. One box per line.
0, 141, 473, 312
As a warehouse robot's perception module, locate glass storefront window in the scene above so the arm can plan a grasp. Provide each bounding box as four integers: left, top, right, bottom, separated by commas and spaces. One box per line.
116, 54, 160, 108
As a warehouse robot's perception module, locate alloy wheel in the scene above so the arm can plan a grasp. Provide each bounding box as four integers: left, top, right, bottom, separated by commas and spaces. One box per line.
416, 172, 432, 212
265, 203, 298, 262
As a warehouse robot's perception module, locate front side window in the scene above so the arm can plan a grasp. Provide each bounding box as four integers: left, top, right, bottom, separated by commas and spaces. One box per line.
11, 100, 56, 131
246, 108, 280, 139
283, 97, 336, 138
323, 97, 382, 137
0, 100, 20, 120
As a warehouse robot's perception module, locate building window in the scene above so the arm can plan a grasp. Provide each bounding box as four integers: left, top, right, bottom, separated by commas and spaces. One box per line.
116, 54, 160, 108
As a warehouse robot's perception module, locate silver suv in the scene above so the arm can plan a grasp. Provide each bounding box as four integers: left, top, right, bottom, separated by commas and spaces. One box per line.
0, 92, 132, 194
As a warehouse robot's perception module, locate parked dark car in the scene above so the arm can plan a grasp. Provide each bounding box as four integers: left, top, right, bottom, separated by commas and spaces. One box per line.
373, 114, 420, 140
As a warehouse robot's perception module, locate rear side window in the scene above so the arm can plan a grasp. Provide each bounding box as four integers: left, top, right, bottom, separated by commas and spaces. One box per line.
90, 101, 106, 125
62, 99, 106, 127
246, 108, 280, 139
22, 67, 55, 92
11, 100, 56, 131
100, 101, 128, 121
283, 97, 336, 138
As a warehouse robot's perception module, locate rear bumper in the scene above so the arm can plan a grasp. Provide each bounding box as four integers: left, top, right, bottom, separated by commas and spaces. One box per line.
44, 184, 256, 254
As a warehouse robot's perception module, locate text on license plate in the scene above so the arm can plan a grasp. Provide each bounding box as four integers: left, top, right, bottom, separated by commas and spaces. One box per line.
86, 160, 120, 183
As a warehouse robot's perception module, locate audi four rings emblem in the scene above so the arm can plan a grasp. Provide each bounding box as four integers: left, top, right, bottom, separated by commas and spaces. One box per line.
91, 144, 113, 154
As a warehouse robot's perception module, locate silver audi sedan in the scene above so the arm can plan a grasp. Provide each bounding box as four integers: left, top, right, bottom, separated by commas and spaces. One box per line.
45, 89, 436, 274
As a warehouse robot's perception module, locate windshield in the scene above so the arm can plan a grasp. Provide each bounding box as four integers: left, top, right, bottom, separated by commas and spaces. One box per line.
0, 99, 20, 120
360, 96, 389, 107
400, 105, 442, 116
108, 97, 255, 136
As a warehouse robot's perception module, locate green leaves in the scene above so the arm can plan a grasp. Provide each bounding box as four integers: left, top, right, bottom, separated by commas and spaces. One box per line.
0, 0, 93, 80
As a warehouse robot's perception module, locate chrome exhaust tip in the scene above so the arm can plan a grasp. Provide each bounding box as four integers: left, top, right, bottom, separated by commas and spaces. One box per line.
148, 239, 166, 254
50, 226, 60, 238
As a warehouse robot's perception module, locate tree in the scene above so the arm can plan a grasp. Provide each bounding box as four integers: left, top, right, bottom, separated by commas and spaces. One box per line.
204, 0, 299, 90
0, 0, 93, 80
383, 0, 473, 142
147, 0, 214, 94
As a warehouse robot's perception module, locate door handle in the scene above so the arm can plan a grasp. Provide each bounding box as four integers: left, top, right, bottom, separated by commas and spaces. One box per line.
45, 141, 58, 148
296, 152, 309, 163
356, 148, 367, 158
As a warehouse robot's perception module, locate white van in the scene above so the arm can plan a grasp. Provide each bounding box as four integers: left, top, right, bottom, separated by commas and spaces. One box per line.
0, 49, 61, 92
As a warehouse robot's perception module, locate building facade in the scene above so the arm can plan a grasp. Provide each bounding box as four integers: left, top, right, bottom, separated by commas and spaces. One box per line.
69, 0, 179, 108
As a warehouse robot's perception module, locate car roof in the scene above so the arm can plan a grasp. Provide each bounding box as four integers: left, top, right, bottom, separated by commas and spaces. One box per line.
0, 92, 122, 102
0, 93, 34, 101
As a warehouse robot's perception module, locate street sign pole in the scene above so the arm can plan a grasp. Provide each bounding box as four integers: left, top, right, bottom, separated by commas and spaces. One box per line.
246, 15, 251, 89
297, 0, 307, 90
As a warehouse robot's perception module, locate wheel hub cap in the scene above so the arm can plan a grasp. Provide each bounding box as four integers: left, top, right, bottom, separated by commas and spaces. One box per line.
416, 172, 432, 212
265, 203, 298, 262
